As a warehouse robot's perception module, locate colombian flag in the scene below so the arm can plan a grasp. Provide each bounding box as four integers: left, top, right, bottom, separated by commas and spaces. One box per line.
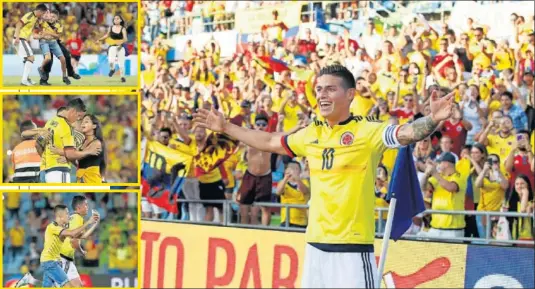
142, 140, 194, 214
253, 55, 290, 74
194, 133, 239, 176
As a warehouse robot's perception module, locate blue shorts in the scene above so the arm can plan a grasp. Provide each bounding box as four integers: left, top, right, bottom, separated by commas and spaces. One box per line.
40, 40, 64, 58
41, 260, 69, 287
39, 171, 46, 183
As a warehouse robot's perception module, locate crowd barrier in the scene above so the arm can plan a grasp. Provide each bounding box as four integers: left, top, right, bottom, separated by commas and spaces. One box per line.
2, 54, 138, 76
170, 199, 534, 246
140, 221, 534, 288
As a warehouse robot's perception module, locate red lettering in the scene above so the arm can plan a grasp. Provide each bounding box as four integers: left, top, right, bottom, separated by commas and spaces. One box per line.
239, 245, 262, 288
272, 245, 298, 288
158, 237, 185, 288
141, 232, 161, 288
206, 238, 236, 288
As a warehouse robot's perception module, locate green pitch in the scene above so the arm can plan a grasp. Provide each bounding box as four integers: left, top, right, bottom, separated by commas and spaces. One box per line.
3, 75, 137, 87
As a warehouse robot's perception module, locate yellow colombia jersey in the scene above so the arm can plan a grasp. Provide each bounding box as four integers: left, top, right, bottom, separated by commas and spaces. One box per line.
40, 222, 66, 262
40, 20, 63, 37
487, 133, 516, 165
477, 178, 505, 212
60, 214, 84, 259
280, 179, 310, 226
281, 115, 401, 246
18, 12, 39, 39
428, 172, 466, 229
43, 115, 75, 171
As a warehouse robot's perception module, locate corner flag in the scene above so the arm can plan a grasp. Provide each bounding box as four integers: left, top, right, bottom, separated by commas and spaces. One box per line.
377, 145, 427, 288
385, 145, 426, 241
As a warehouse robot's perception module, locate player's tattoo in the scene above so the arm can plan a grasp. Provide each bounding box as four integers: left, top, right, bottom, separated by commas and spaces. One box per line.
397, 116, 438, 145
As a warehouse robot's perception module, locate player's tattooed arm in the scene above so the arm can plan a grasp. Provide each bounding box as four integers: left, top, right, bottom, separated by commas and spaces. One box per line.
396, 116, 439, 146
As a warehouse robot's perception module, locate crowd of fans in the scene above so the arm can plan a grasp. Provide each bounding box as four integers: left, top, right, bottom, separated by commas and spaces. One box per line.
3, 193, 138, 276
3, 2, 138, 54
3, 95, 138, 184
141, 1, 534, 244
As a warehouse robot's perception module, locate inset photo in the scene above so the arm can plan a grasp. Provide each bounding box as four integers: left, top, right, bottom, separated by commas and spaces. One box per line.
3, 95, 139, 185
3, 192, 138, 288
2, 2, 138, 88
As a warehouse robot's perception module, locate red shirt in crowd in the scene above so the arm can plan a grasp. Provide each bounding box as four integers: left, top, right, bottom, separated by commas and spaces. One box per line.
258, 110, 279, 133
337, 38, 359, 52
441, 120, 468, 156
298, 39, 317, 55
389, 108, 414, 122
66, 38, 83, 56
510, 154, 535, 190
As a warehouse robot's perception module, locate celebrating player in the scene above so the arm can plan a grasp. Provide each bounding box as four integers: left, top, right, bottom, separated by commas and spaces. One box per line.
97, 14, 128, 83
14, 196, 100, 288
60, 195, 100, 287
193, 64, 454, 287
40, 99, 100, 183
36, 9, 70, 85
12, 4, 48, 86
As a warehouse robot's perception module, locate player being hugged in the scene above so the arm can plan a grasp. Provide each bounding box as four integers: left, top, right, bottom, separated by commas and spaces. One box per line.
97, 14, 128, 83
194, 64, 455, 288
12, 4, 48, 86
39, 99, 101, 183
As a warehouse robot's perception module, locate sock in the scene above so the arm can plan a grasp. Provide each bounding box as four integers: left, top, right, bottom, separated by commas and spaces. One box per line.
22, 60, 32, 82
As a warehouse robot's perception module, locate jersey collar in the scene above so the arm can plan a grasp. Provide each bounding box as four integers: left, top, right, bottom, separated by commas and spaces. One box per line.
326, 114, 354, 128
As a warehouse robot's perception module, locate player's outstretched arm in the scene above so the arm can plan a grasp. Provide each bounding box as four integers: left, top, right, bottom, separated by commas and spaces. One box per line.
396, 91, 454, 146
60, 215, 98, 238
193, 107, 289, 155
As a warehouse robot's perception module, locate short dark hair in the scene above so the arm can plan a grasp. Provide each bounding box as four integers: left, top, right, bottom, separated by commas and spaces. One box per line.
318, 65, 356, 89
475, 27, 484, 34
57, 106, 66, 114
71, 195, 87, 211
35, 4, 48, 12
501, 91, 513, 100
287, 160, 302, 171
66, 98, 86, 112
160, 127, 172, 135
54, 204, 68, 214
20, 120, 36, 134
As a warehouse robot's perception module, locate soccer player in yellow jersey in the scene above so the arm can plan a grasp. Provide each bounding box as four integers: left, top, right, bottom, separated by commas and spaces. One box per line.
13, 4, 48, 86
194, 64, 455, 287
60, 195, 99, 287
40, 99, 99, 183
41, 205, 98, 287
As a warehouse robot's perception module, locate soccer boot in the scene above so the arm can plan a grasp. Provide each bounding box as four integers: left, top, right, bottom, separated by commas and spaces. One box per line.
121, 77, 126, 83
63, 77, 71, 85
21, 80, 33, 86
108, 69, 115, 77
27, 78, 37, 85
40, 79, 51, 86
15, 272, 32, 287
71, 73, 81, 79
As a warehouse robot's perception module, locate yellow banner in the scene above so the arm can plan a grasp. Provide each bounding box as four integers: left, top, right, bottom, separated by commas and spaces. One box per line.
141, 221, 467, 288
235, 3, 302, 34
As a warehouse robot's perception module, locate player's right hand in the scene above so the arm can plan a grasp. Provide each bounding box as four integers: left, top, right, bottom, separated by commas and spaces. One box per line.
193, 106, 227, 133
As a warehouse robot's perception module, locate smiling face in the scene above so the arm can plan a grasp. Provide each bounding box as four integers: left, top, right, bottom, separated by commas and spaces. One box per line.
315, 74, 354, 121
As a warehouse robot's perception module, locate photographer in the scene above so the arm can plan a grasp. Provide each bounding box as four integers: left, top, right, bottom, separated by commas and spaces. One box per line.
475, 154, 510, 238
505, 130, 535, 190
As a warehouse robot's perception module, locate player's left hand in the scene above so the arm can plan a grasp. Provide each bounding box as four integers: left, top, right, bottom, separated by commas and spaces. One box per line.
50, 145, 62, 155
429, 90, 454, 123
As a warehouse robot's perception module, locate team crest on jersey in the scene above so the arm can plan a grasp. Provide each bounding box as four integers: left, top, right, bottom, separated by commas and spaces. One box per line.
340, 132, 354, 146
456, 126, 462, 132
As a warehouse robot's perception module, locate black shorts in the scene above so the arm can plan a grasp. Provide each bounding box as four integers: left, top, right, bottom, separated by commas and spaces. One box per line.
72, 55, 81, 61
237, 171, 272, 205
199, 180, 226, 209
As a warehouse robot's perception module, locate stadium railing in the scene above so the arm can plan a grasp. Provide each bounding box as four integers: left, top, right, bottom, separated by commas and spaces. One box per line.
143, 199, 535, 246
